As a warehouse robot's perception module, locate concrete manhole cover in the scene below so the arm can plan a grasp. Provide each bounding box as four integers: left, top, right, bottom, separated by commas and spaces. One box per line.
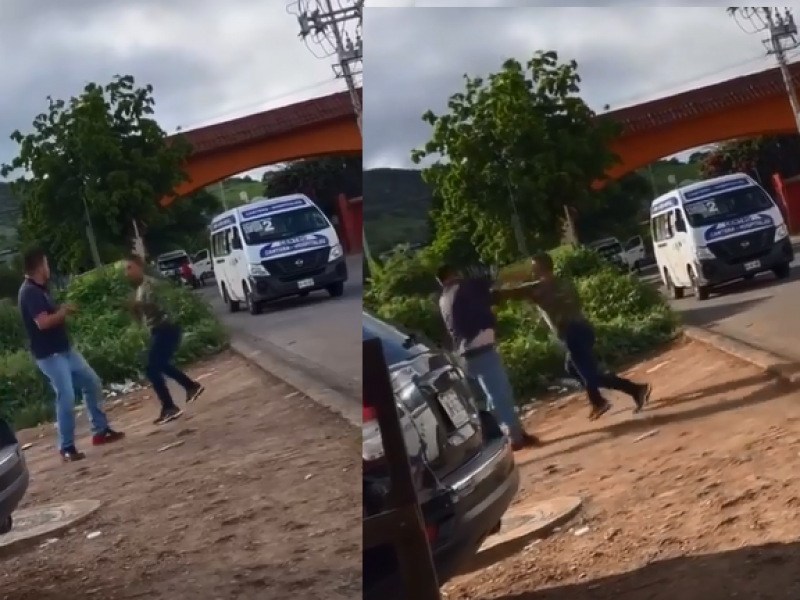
0, 500, 102, 556
465, 496, 583, 573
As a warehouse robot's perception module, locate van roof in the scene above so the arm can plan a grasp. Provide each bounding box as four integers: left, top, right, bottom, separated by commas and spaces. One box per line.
650, 173, 756, 209
209, 194, 313, 230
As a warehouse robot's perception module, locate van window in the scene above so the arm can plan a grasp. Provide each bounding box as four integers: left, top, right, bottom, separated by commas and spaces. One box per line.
652, 212, 673, 242
683, 185, 774, 228
673, 209, 687, 233
240, 207, 329, 246
211, 230, 230, 257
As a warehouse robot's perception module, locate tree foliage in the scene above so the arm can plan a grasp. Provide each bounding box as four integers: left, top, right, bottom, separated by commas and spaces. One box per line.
701, 134, 800, 192
411, 51, 622, 265
1, 75, 191, 272
263, 155, 362, 211
577, 171, 651, 241
145, 189, 223, 256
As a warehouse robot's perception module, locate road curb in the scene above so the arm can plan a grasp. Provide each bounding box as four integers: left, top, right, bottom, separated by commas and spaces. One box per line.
230, 335, 361, 428
682, 326, 800, 384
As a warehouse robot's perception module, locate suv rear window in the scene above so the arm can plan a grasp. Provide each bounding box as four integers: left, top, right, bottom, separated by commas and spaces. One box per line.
362, 313, 429, 366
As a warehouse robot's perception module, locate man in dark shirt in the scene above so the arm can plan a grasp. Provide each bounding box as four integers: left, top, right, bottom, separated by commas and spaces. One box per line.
436, 264, 540, 451
528, 252, 651, 420
18, 248, 124, 461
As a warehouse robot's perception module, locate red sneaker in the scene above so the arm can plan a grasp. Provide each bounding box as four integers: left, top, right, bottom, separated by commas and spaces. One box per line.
92, 428, 125, 446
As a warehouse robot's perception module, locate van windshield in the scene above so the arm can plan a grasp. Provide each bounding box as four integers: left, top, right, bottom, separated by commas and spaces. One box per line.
240, 207, 329, 245
592, 241, 622, 258
684, 186, 775, 228
157, 255, 188, 270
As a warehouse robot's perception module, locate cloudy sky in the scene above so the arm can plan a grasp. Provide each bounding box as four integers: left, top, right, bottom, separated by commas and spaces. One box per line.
364, 4, 799, 169
0, 0, 350, 181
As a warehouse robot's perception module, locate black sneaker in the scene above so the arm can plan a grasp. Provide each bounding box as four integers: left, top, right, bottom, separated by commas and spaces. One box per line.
185, 383, 205, 404
632, 383, 652, 413
153, 406, 183, 426
60, 446, 86, 462
92, 428, 126, 446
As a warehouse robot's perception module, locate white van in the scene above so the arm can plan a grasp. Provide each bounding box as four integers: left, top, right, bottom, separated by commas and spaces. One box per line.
650, 173, 793, 301
588, 236, 646, 271
209, 194, 348, 315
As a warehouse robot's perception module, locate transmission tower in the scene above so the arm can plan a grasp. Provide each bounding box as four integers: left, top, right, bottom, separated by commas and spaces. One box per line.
290, 0, 368, 259
729, 7, 800, 133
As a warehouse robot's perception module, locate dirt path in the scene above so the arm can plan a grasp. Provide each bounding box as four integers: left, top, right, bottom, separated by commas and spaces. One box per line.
3, 352, 361, 600
446, 339, 800, 600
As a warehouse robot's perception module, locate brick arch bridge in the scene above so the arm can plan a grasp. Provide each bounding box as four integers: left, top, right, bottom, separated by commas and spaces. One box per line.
604, 62, 800, 180
161, 88, 362, 253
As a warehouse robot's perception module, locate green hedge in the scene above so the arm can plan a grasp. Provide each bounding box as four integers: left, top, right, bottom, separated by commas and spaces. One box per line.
0, 265, 228, 429
364, 245, 679, 402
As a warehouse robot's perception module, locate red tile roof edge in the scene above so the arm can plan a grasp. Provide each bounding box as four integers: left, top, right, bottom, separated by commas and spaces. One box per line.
602, 62, 800, 134
174, 87, 362, 154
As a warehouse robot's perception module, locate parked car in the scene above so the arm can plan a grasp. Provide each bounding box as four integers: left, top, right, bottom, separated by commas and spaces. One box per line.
362, 312, 519, 600
0, 418, 29, 534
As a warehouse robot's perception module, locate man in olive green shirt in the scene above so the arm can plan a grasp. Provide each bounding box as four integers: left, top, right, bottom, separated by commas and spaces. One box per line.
124, 255, 204, 425
528, 252, 651, 420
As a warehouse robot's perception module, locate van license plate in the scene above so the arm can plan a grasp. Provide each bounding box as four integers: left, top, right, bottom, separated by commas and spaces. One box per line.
297, 278, 314, 289
439, 391, 469, 427
744, 260, 761, 271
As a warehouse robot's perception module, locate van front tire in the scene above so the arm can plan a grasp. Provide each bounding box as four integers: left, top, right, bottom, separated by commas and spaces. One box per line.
773, 262, 792, 280
222, 284, 240, 313
664, 270, 684, 300
326, 282, 345, 298
688, 267, 710, 301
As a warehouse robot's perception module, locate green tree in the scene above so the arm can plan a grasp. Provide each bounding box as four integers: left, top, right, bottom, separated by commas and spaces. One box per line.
1, 75, 191, 272
701, 135, 800, 194
411, 51, 621, 264
577, 172, 651, 241
263, 156, 362, 212
144, 189, 223, 255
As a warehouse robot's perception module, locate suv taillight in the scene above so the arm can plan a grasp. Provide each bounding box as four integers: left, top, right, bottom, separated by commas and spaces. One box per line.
362, 400, 385, 466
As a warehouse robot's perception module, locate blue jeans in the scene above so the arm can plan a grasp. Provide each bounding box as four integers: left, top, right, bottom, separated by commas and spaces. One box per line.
36, 350, 108, 450
146, 323, 195, 410
463, 347, 523, 444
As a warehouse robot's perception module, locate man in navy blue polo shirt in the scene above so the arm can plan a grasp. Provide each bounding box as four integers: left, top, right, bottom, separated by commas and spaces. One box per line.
18, 247, 124, 461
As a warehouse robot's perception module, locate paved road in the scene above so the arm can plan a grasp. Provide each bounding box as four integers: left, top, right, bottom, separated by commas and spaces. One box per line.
200, 255, 362, 398
642, 238, 800, 362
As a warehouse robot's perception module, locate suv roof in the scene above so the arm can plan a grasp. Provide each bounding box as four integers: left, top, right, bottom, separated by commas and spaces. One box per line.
362, 312, 430, 366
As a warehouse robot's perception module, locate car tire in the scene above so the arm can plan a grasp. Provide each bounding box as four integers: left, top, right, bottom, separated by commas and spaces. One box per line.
326, 282, 345, 298
0, 516, 13, 535
773, 263, 791, 280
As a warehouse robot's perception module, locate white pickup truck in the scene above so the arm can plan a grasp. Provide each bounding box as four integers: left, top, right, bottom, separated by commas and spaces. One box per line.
588, 236, 646, 272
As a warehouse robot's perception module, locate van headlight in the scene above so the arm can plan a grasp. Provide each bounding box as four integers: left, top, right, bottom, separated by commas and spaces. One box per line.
696, 246, 714, 260
329, 243, 343, 261
775, 223, 789, 241
248, 263, 269, 277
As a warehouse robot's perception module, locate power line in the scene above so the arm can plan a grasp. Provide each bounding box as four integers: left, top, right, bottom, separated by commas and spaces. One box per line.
730, 7, 800, 134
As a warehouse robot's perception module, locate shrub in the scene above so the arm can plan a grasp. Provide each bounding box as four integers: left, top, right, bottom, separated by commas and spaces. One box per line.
0, 265, 228, 428
367, 244, 679, 403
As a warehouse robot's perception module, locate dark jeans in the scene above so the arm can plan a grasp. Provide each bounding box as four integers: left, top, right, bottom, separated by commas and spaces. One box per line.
562, 320, 639, 408
146, 323, 195, 410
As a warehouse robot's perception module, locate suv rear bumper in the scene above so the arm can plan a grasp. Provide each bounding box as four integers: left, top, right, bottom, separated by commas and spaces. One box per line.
364, 437, 519, 600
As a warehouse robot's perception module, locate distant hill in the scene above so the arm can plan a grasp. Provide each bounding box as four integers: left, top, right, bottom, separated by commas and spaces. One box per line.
362, 160, 704, 255
363, 168, 433, 255
0, 183, 20, 247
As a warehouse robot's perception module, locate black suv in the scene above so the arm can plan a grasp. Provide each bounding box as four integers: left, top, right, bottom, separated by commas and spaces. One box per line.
0, 418, 29, 534
362, 312, 519, 599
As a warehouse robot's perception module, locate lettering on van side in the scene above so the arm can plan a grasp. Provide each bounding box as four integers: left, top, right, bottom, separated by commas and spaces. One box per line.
210, 215, 236, 232
240, 198, 308, 220
703, 214, 774, 243
683, 177, 751, 201
258, 234, 329, 259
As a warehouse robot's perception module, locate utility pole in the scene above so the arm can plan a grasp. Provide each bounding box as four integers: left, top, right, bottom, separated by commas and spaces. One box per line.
730, 7, 800, 133
295, 0, 372, 262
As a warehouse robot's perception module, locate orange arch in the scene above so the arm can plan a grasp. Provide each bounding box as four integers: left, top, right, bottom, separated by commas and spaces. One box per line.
163, 116, 360, 204
607, 93, 797, 181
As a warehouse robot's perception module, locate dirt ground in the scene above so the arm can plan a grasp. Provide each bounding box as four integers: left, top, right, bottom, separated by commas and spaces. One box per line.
446, 338, 800, 600
2, 352, 361, 600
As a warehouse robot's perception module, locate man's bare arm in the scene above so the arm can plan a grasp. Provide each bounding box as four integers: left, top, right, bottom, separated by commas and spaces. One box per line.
490, 281, 541, 304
